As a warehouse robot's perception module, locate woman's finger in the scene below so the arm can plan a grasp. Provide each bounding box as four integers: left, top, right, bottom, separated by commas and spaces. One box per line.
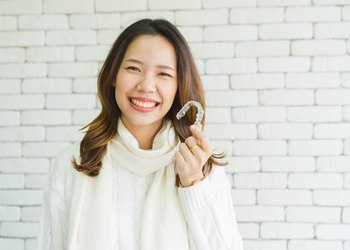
190, 125, 212, 155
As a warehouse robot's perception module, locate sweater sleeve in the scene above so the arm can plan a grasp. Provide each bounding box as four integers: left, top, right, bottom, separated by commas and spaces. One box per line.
177, 166, 243, 250
36, 146, 73, 250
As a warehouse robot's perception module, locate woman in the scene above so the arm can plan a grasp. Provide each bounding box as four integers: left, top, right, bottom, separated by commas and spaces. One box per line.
36, 19, 243, 250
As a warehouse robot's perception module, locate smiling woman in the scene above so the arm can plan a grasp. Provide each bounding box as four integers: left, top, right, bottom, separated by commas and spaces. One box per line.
36, 19, 243, 250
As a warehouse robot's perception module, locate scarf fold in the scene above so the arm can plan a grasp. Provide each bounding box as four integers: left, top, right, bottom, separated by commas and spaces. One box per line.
67, 119, 190, 250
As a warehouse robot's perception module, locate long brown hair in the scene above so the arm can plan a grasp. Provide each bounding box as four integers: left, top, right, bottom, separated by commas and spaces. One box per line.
72, 19, 226, 181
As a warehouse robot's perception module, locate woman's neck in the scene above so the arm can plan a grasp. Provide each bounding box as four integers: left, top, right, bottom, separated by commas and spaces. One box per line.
120, 118, 163, 150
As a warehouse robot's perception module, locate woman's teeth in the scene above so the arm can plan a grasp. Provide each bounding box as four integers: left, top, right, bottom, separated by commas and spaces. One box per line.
131, 98, 157, 108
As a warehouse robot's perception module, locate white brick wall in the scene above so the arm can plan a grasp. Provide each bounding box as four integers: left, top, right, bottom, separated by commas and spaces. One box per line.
0, 1, 349, 250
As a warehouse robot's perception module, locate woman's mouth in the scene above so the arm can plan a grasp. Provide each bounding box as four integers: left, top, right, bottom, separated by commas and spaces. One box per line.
129, 97, 160, 112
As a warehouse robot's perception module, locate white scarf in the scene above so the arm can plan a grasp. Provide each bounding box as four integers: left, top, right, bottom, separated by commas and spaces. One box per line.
67, 119, 189, 250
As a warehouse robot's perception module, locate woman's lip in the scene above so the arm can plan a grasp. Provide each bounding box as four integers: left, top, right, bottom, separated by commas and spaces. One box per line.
129, 96, 160, 103
129, 98, 158, 112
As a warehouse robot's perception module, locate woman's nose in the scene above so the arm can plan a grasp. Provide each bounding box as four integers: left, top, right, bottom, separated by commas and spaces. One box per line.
136, 74, 156, 92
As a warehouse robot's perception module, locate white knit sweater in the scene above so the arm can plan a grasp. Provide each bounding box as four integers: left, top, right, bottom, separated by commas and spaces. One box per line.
37, 128, 243, 250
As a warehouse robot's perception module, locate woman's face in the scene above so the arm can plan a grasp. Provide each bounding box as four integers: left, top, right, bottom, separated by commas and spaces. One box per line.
114, 34, 178, 132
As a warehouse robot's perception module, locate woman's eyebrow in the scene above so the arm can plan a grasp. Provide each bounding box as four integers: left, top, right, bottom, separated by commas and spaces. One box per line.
125, 58, 176, 71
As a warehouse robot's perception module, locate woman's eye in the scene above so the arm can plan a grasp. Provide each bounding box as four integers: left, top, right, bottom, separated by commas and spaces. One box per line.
159, 72, 172, 78
127, 66, 140, 72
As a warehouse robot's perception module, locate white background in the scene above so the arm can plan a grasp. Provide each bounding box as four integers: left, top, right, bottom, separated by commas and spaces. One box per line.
0, 0, 350, 249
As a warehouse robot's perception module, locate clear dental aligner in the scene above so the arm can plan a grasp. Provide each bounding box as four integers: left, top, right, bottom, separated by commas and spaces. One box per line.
176, 101, 204, 127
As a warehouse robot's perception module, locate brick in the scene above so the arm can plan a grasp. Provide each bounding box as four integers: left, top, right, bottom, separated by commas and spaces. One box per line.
190, 43, 234, 59
206, 59, 257, 74
73, 78, 97, 93
47, 30, 96, 45
206, 91, 258, 107
96, 0, 147, 11
236, 41, 289, 57
0, 143, 20, 157
0, 127, 44, 142
289, 173, 343, 189
260, 23, 312, 39
0, 31, 45, 47
344, 6, 350, 20
0, 48, 25, 62
230, 8, 283, 24
317, 156, 350, 172
22, 78, 72, 94
149, 0, 200, 10
46, 94, 96, 109
211, 140, 233, 157
313, 56, 350, 71
0, 0, 41, 14
258, 123, 312, 139
232, 190, 256, 205
203, 0, 256, 8
18, 15, 68, 30
21, 207, 41, 222
261, 223, 314, 239
44, 0, 93, 13
206, 108, 231, 123
0, 95, 44, 110
292, 40, 345, 56
176, 10, 228, 26
227, 157, 260, 173
1, 222, 38, 238
289, 140, 342, 156
314, 0, 350, 4
0, 239, 24, 250
0, 206, 20, 221
316, 224, 350, 240
204, 25, 257, 42
0, 63, 47, 78
262, 156, 315, 172
346, 242, 350, 250
0, 190, 42, 205
194, 59, 204, 74
46, 126, 84, 141
76, 46, 110, 61
342, 73, 350, 88
345, 174, 350, 188
286, 6, 341, 22
259, 57, 311, 72
235, 206, 284, 222
121, 12, 174, 27
25, 174, 47, 189
344, 140, 350, 155
97, 30, 120, 45
315, 23, 350, 38
287, 106, 341, 122
286, 72, 340, 88
317, 89, 350, 105
0, 159, 49, 174
26, 239, 36, 250
205, 124, 256, 140
232, 107, 286, 122
0, 111, 20, 126
72, 109, 101, 125
22, 142, 71, 157
21, 110, 71, 125
0, 16, 17, 30
344, 208, 350, 222
202, 75, 229, 90
260, 90, 314, 105
315, 123, 350, 138
234, 173, 287, 188
26, 47, 74, 62
244, 240, 287, 250
314, 190, 350, 206
287, 207, 341, 223
288, 240, 343, 250
258, 0, 311, 6
258, 190, 312, 205
70, 14, 121, 29
233, 140, 287, 156
231, 73, 284, 89
238, 223, 259, 239
0, 80, 21, 94
343, 106, 350, 121
0, 174, 24, 189
48, 62, 98, 77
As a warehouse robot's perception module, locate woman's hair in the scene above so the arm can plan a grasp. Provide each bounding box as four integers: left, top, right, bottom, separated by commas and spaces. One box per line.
72, 18, 226, 182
